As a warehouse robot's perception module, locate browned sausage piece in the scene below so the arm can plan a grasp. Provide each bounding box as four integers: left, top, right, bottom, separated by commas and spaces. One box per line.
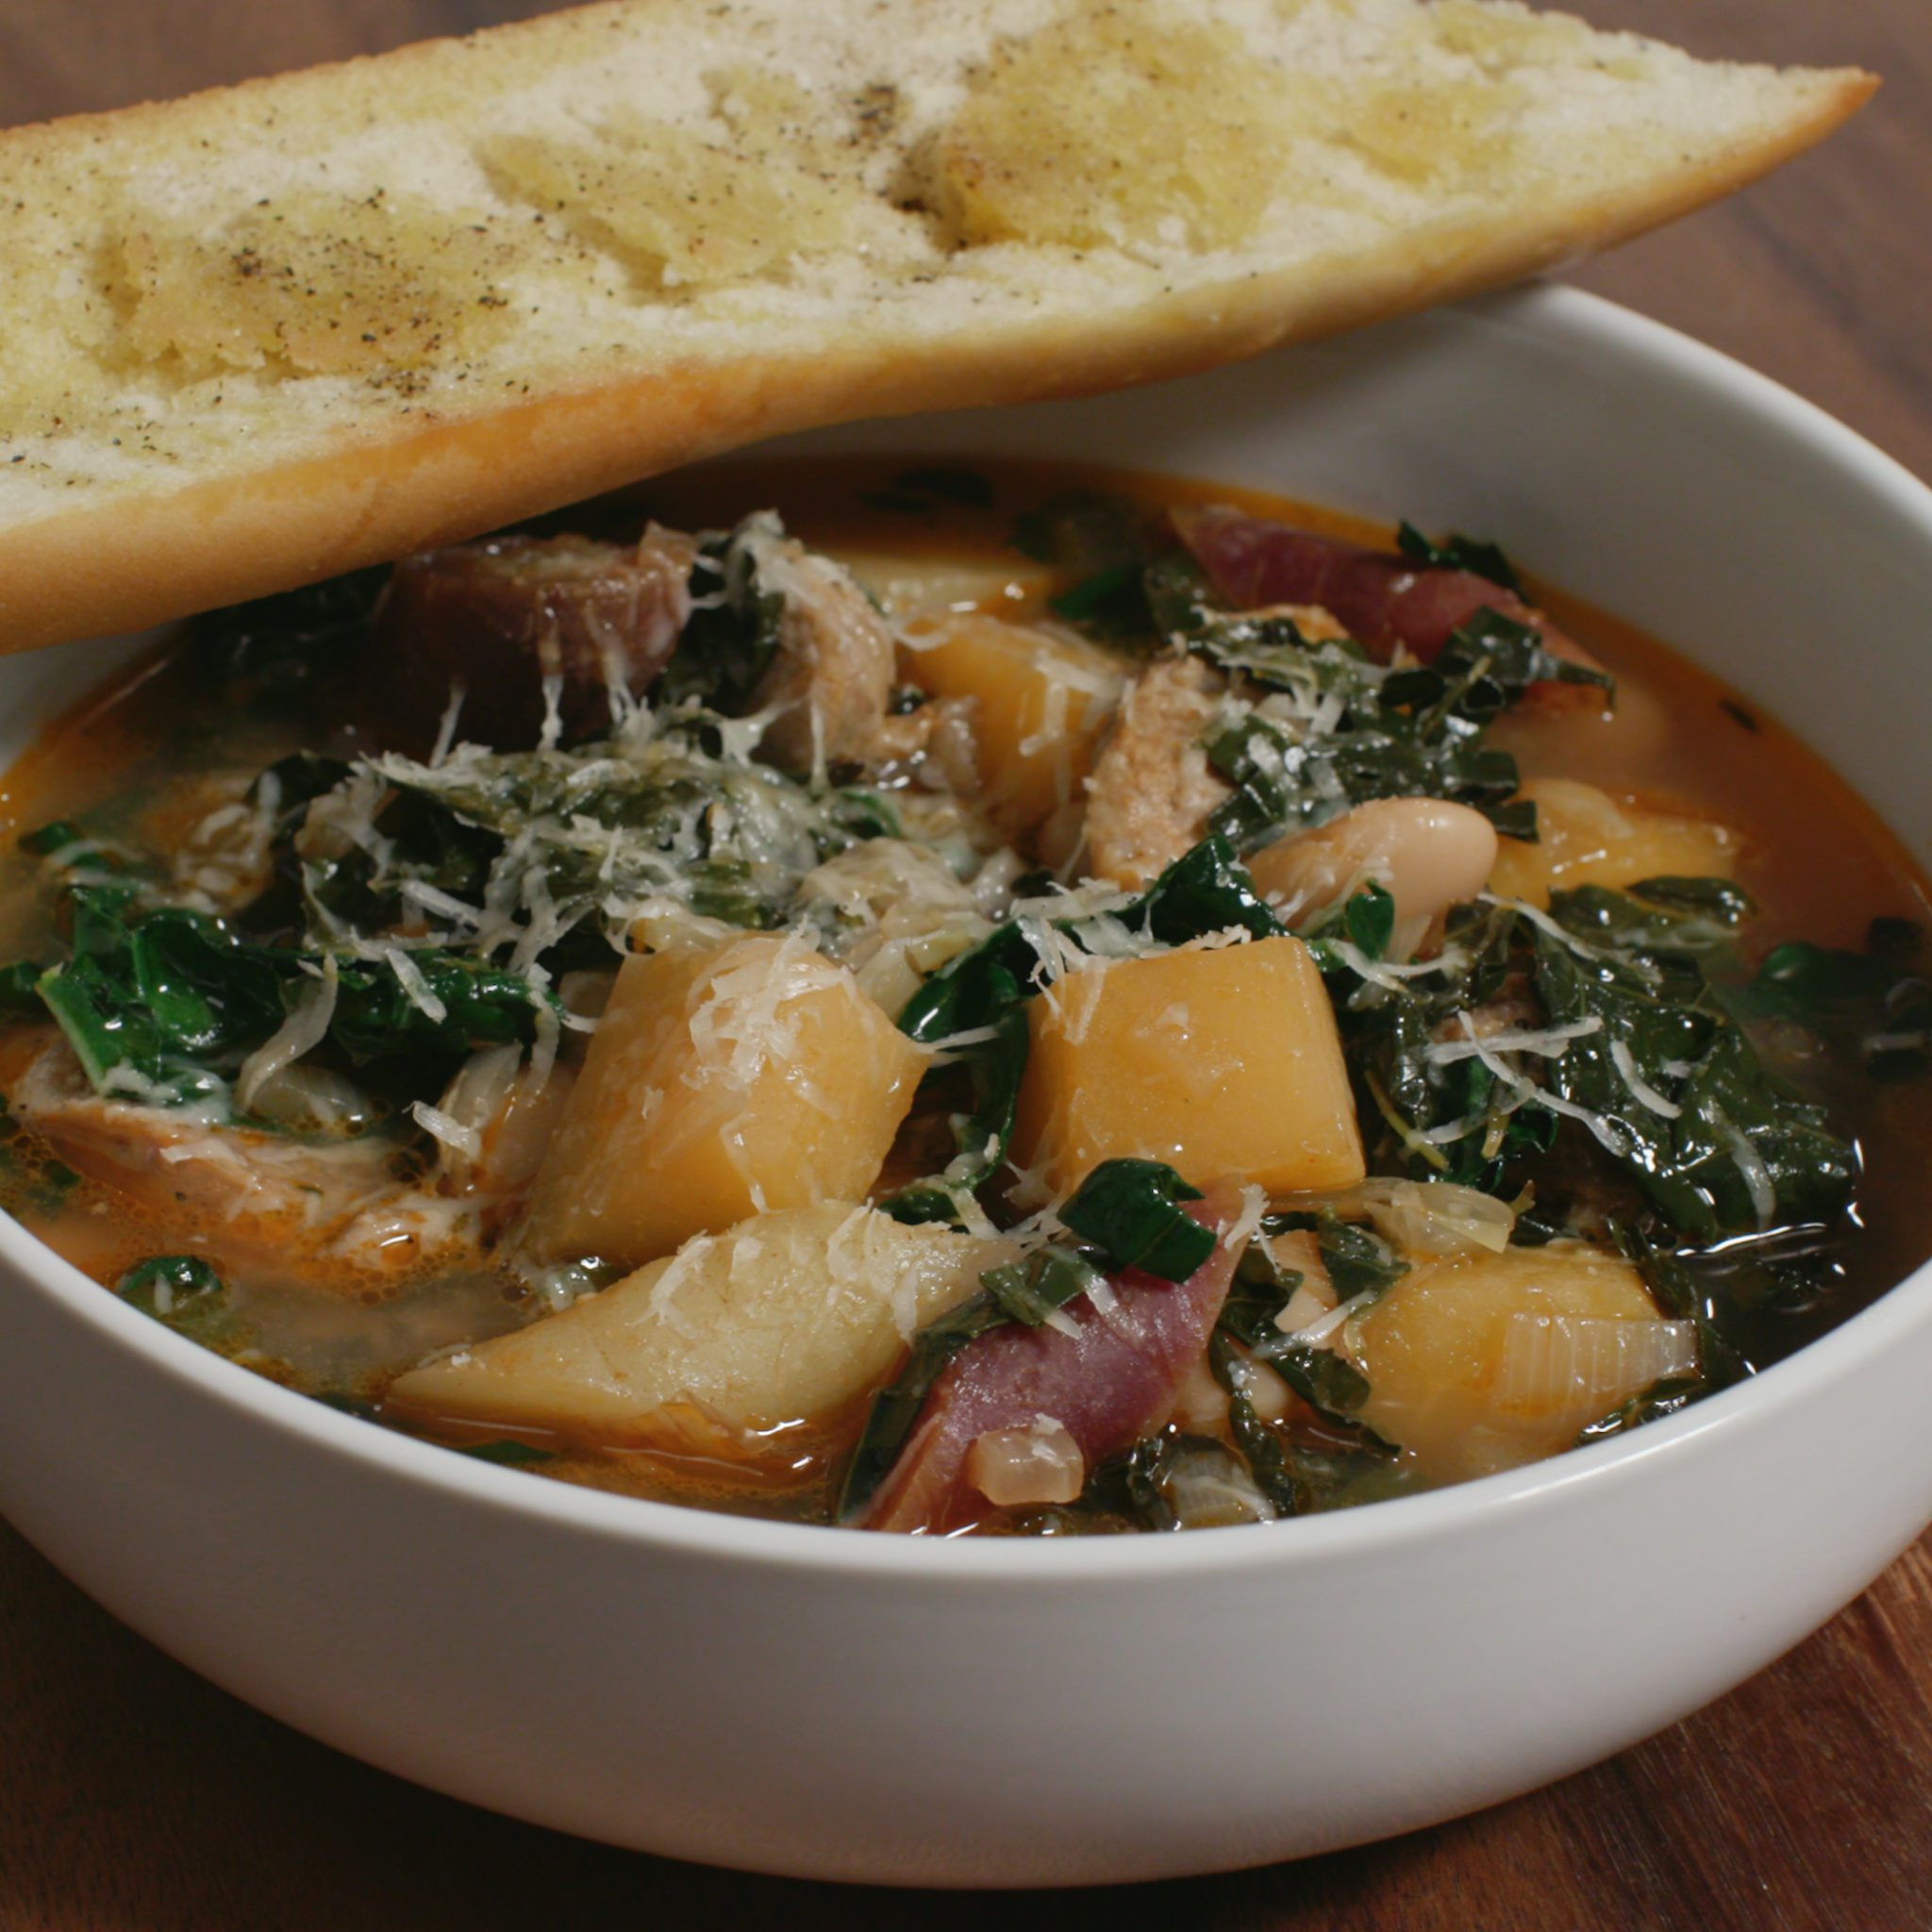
364, 526, 696, 755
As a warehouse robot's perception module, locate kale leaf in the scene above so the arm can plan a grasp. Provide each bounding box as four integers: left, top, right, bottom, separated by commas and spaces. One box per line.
1193, 607, 1606, 851
655, 518, 788, 714
1335, 878, 1857, 1247
1060, 1158, 1214, 1282
32, 887, 551, 1108
1740, 917, 1932, 1077
117, 1254, 233, 1343
1394, 521, 1525, 596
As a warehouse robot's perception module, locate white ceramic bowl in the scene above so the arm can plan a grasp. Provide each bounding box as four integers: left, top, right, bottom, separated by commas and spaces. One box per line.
2, 284, 1930, 1888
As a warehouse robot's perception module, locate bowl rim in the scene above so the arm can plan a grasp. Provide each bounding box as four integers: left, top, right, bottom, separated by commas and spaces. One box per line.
8, 278, 1931, 1584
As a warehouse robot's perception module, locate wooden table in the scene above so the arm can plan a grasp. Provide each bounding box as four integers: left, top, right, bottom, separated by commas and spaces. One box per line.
1, 4, 1928, 1924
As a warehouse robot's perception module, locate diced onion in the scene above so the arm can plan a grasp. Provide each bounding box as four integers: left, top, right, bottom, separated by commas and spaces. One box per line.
965, 1418, 1086, 1507
1493, 1315, 1700, 1428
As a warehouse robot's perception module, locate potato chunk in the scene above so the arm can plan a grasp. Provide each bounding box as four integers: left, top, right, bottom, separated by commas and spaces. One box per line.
1009, 937, 1364, 1203
1344, 1242, 1695, 1481
901, 613, 1122, 837
517, 935, 925, 1269
1488, 777, 1740, 905
391, 1204, 1013, 1443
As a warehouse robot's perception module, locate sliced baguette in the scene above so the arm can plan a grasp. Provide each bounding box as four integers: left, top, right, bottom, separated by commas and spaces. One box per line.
0, 0, 1872, 652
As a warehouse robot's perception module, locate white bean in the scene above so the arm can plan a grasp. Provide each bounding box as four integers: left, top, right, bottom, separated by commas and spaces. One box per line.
1247, 798, 1499, 959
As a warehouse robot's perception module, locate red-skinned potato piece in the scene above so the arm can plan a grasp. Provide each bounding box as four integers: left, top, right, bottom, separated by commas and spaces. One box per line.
363, 526, 695, 755
1173, 506, 1604, 685
860, 1190, 1242, 1534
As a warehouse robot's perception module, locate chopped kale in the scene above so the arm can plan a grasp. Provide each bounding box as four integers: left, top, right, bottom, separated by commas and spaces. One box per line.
1298, 880, 1397, 972
981, 1245, 1103, 1325
1012, 491, 1161, 637
1080, 1434, 1184, 1532
1208, 1332, 1394, 1515
1332, 879, 1857, 1249
191, 565, 388, 703
117, 1255, 232, 1342
1060, 1159, 1214, 1283
1050, 560, 1148, 631
1191, 606, 1610, 850
1529, 887, 1857, 1240
31, 887, 552, 1108
879, 1006, 1029, 1226
1741, 917, 1932, 1076
453, 1440, 558, 1467
1073, 1431, 1279, 1532
289, 709, 892, 971
655, 517, 787, 714
1394, 521, 1526, 596
20, 820, 91, 858
1574, 1375, 1705, 1444
1265, 1341, 1375, 1418
1220, 1237, 1381, 1425
1319, 873, 1864, 1410
1126, 833, 1286, 945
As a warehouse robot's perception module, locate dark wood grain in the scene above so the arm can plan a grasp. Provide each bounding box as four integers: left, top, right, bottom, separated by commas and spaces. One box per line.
1, 4, 1929, 1924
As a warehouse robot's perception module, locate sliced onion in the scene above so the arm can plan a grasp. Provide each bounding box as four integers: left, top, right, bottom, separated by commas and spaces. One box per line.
242, 1062, 376, 1135
236, 955, 338, 1114
1161, 1445, 1276, 1529
1273, 1178, 1515, 1257
1359, 1179, 1514, 1257
1494, 1315, 1700, 1428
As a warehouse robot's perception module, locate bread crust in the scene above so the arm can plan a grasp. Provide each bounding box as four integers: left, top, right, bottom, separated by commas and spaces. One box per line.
0, 4, 1873, 653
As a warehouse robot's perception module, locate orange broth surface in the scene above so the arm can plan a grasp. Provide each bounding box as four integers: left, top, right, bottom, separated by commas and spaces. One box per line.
2, 455, 1928, 1524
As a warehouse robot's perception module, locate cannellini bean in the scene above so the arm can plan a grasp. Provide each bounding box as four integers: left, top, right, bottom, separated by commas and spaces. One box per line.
965, 1418, 1087, 1507
1229, 1353, 1294, 1424
1170, 1351, 1231, 1432
1247, 797, 1499, 959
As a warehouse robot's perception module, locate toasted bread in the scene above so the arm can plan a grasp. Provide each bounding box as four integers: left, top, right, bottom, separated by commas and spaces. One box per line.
0, 0, 1872, 651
